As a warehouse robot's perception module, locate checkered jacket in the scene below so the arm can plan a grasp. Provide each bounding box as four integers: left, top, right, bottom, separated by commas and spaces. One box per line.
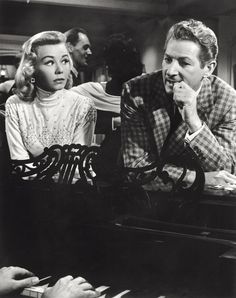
121, 70, 236, 184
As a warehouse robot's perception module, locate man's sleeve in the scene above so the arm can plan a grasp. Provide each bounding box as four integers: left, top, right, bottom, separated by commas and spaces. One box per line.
186, 104, 236, 174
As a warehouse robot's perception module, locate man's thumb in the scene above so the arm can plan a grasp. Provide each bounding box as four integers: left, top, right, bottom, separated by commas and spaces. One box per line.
15, 276, 39, 289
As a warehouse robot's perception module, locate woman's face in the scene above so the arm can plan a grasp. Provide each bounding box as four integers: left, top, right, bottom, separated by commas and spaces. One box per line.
34, 43, 71, 92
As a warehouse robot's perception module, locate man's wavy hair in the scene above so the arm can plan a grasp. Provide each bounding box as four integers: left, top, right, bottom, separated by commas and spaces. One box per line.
164, 19, 218, 67
15, 31, 73, 101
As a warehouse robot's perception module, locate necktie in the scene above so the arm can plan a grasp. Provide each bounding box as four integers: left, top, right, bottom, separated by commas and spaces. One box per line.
160, 103, 182, 158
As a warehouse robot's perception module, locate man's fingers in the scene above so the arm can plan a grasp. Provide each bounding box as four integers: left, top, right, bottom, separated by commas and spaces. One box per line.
173, 82, 189, 107
72, 276, 87, 285
57, 275, 73, 285
216, 171, 236, 184
5, 266, 34, 278
72, 277, 97, 292
77, 281, 94, 291
222, 170, 236, 179
206, 170, 236, 186
175, 81, 189, 89
13, 266, 32, 275
173, 81, 186, 93
12, 276, 39, 290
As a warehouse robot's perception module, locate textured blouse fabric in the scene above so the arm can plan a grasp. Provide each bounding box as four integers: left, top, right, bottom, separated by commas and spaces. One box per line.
5, 88, 96, 160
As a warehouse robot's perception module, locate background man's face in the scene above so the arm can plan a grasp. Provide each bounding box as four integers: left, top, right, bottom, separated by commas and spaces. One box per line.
162, 38, 207, 94
71, 32, 92, 69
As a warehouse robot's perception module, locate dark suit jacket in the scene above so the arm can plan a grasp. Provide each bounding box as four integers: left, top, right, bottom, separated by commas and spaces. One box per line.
71, 71, 81, 87
95, 110, 119, 134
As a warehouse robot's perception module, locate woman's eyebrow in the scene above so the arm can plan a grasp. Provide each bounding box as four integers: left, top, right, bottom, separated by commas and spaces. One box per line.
41, 55, 54, 61
41, 54, 69, 61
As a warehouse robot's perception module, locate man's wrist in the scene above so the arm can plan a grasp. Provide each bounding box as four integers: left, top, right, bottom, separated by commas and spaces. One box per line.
185, 122, 204, 143
184, 170, 196, 184
188, 118, 202, 134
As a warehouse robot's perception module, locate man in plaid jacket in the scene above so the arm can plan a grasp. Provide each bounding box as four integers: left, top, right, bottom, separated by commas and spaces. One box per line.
121, 19, 236, 189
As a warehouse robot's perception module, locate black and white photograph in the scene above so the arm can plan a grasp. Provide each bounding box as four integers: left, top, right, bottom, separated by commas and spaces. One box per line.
0, 0, 236, 297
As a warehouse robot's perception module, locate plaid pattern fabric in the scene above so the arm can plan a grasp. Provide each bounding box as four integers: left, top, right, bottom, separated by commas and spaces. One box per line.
121, 70, 236, 188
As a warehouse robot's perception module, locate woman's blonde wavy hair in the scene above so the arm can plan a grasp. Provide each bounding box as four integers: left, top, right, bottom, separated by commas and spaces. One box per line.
15, 31, 73, 101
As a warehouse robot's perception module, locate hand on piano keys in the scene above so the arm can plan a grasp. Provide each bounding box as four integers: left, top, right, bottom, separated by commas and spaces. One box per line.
21, 280, 132, 298
21, 275, 100, 298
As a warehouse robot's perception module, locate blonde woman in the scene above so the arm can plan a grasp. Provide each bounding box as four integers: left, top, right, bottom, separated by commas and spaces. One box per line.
5, 31, 96, 160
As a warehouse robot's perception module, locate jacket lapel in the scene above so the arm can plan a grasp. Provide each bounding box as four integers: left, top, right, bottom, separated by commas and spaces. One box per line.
147, 74, 172, 156
149, 108, 171, 156
196, 77, 214, 123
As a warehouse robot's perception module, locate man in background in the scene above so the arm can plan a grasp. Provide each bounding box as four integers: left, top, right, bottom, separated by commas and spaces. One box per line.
64, 28, 92, 86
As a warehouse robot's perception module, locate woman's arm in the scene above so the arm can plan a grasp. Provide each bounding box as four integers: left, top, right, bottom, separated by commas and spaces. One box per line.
5, 98, 30, 160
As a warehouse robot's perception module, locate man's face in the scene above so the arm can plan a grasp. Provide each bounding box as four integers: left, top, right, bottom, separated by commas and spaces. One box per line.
162, 38, 208, 94
70, 33, 92, 69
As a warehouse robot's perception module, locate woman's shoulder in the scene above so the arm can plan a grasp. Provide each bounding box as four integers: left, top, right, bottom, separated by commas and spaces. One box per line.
6, 94, 21, 105
6, 94, 34, 114
5, 94, 26, 117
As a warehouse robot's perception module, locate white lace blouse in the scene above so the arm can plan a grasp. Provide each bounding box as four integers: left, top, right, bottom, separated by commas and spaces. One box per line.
5, 88, 96, 160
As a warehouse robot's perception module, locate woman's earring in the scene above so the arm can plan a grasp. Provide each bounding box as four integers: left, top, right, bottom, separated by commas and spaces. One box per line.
31, 77, 35, 84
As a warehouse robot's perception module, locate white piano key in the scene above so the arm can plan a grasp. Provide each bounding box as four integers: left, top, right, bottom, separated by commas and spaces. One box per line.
112, 289, 131, 297
95, 285, 110, 292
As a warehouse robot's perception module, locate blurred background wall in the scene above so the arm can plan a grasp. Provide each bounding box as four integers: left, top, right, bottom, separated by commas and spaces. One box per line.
0, 0, 236, 87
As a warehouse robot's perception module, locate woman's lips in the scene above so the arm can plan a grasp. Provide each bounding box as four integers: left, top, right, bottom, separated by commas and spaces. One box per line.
54, 78, 65, 83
